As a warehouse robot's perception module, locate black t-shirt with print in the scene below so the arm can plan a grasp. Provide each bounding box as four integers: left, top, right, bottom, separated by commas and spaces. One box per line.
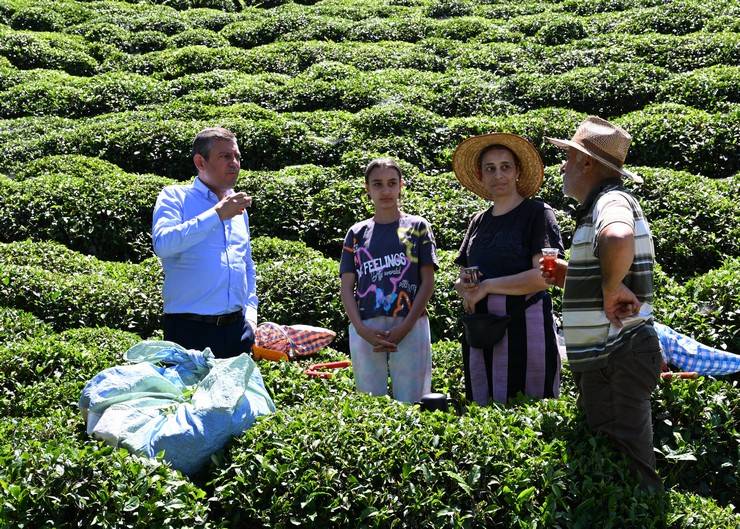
340, 214, 438, 320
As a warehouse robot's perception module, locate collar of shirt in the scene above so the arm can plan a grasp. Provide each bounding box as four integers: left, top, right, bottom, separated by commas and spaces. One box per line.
573, 177, 624, 226
192, 176, 233, 203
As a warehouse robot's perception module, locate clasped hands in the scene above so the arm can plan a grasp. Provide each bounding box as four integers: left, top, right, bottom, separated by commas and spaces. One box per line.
357, 323, 411, 353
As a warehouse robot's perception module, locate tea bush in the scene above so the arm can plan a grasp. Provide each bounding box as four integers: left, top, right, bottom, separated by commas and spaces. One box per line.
0, 240, 163, 335
620, 31, 740, 73
624, 167, 740, 279
9, 152, 128, 180
0, 326, 140, 417
170, 28, 229, 48
501, 62, 668, 116
667, 492, 740, 528
65, 22, 133, 53
181, 7, 244, 31
88, 4, 190, 36
9, 5, 64, 31
4, 0, 94, 29
533, 15, 586, 46
682, 258, 740, 354
0, 411, 211, 528
611, 2, 714, 36
0, 164, 172, 262
347, 16, 432, 42
251, 236, 326, 263
652, 377, 740, 504
448, 41, 539, 75
0, 27, 97, 74
0, 71, 172, 118
617, 104, 740, 179
239, 164, 344, 247
657, 65, 740, 112
210, 391, 670, 528
543, 31, 740, 74
0, 306, 51, 344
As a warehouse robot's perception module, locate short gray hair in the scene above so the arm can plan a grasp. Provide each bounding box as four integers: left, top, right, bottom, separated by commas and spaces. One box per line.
192, 127, 236, 160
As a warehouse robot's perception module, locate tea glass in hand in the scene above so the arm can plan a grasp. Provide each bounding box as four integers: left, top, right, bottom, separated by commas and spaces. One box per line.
461, 265, 481, 285
541, 248, 559, 274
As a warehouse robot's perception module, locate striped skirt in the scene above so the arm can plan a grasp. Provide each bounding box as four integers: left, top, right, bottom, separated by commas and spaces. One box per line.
462, 292, 560, 405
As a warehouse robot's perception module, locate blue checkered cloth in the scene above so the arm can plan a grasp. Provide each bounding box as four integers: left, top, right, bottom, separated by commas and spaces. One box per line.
654, 322, 740, 375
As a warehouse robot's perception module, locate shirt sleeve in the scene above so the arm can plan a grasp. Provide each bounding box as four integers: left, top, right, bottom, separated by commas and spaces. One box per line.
243, 211, 258, 326
593, 191, 635, 256
151, 187, 221, 259
339, 228, 357, 277
418, 218, 439, 270
528, 202, 565, 258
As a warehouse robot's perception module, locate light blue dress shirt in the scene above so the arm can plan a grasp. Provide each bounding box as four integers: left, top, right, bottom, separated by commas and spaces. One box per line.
152, 177, 257, 325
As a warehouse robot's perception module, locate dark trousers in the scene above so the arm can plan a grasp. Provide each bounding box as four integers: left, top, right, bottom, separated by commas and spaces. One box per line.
162, 315, 255, 359
574, 324, 663, 491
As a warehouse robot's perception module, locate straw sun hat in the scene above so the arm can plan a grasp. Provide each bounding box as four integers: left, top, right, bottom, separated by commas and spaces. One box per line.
545, 116, 643, 183
452, 133, 544, 201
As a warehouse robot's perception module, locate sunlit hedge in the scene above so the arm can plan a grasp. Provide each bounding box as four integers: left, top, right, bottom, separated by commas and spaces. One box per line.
0, 327, 139, 417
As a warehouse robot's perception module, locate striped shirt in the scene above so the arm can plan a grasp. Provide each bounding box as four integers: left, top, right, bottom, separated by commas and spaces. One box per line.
563, 181, 655, 371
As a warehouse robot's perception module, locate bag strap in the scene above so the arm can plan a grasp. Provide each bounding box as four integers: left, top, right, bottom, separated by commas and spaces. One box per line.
524, 291, 546, 310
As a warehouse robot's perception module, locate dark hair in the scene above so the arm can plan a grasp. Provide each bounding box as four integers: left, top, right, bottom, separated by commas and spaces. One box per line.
364, 157, 403, 184
192, 127, 237, 160
477, 144, 521, 173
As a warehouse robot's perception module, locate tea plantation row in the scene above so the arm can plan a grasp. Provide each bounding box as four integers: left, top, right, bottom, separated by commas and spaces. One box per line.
1, 0, 737, 51
2, 0, 736, 34
1, 102, 738, 179
2, 23, 738, 80
2, 155, 738, 279
2, 62, 738, 119
1, 308, 738, 527
1, 238, 738, 356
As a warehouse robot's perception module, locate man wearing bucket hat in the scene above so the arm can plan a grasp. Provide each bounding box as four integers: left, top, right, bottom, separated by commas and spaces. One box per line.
453, 133, 563, 405
543, 116, 662, 491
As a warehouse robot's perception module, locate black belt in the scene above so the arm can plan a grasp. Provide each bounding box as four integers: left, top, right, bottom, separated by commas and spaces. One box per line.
165, 310, 243, 326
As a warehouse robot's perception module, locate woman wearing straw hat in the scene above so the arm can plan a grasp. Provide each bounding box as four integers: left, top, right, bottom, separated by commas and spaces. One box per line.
453, 133, 563, 405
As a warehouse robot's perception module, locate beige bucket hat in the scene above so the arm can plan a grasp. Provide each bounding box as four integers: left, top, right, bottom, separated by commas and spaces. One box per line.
452, 133, 544, 200
545, 116, 643, 183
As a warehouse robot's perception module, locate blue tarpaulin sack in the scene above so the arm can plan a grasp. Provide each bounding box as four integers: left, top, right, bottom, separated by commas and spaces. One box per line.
79, 340, 275, 476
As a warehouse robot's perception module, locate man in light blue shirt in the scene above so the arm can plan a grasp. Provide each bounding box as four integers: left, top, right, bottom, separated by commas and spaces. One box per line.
152, 127, 257, 358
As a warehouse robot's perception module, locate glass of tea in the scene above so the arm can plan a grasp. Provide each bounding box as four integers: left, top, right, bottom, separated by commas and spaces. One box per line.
541, 248, 559, 274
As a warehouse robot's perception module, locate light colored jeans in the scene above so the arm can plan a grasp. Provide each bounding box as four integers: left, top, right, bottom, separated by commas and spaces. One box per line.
349, 315, 432, 403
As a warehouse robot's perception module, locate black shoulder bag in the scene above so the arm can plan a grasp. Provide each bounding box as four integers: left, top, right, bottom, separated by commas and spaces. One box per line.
462, 291, 546, 349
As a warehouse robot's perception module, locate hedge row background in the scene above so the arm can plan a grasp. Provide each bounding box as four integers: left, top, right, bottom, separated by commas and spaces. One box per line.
0, 0, 738, 527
